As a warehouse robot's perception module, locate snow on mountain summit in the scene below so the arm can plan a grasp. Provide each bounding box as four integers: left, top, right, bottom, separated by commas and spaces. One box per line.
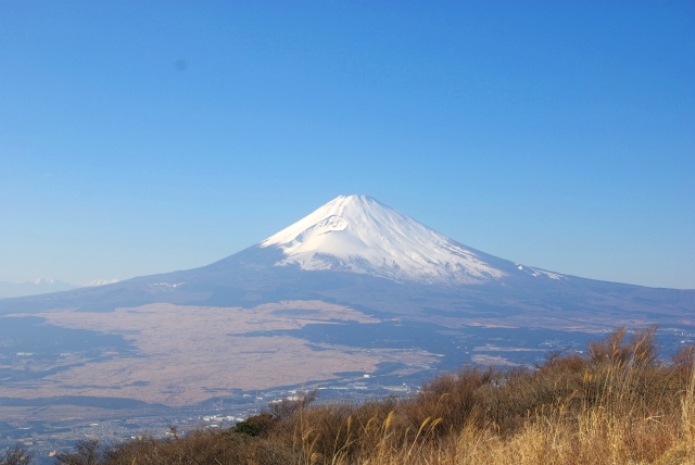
260, 195, 509, 284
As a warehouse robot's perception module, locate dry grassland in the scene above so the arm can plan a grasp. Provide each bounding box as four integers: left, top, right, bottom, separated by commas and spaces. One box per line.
0, 301, 435, 406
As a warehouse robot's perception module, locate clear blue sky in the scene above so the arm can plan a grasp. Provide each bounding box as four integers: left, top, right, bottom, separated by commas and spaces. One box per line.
1, 1, 693, 289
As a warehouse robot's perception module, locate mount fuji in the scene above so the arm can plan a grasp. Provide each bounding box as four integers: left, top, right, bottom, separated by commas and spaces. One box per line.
0, 195, 694, 410
260, 195, 534, 284
2, 194, 690, 319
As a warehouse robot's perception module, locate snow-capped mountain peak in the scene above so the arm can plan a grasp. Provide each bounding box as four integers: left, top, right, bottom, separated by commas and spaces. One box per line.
259, 195, 509, 284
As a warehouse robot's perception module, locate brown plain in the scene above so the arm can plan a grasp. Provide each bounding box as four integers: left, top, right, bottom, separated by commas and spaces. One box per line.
0, 301, 435, 406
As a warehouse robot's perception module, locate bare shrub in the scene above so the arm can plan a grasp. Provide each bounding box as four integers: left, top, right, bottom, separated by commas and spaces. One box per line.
588, 326, 659, 368
55, 439, 101, 465
267, 388, 318, 421
672, 343, 695, 370
0, 445, 31, 465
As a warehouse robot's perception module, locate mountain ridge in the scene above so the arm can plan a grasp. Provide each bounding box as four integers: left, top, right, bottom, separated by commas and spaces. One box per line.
0, 278, 78, 299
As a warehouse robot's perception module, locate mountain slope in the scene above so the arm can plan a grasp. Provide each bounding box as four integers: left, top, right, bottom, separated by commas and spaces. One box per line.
259, 195, 566, 285
0, 195, 692, 325
260, 195, 512, 284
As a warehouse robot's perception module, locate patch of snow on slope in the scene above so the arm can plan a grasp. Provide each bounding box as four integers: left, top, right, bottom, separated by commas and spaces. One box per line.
516, 265, 564, 280
84, 278, 121, 287
530, 269, 563, 280
260, 195, 508, 284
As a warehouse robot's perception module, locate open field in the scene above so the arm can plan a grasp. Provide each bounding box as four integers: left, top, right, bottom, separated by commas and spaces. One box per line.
0, 301, 436, 406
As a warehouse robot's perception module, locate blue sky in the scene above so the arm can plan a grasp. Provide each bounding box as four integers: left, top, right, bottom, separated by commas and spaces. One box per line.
1, 1, 693, 288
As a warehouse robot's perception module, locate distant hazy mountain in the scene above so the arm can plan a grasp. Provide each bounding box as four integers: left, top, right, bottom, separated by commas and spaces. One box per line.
0, 278, 78, 299
0, 278, 121, 299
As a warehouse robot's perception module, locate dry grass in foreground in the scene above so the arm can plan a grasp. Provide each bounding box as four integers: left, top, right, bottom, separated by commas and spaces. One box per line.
47, 327, 695, 465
